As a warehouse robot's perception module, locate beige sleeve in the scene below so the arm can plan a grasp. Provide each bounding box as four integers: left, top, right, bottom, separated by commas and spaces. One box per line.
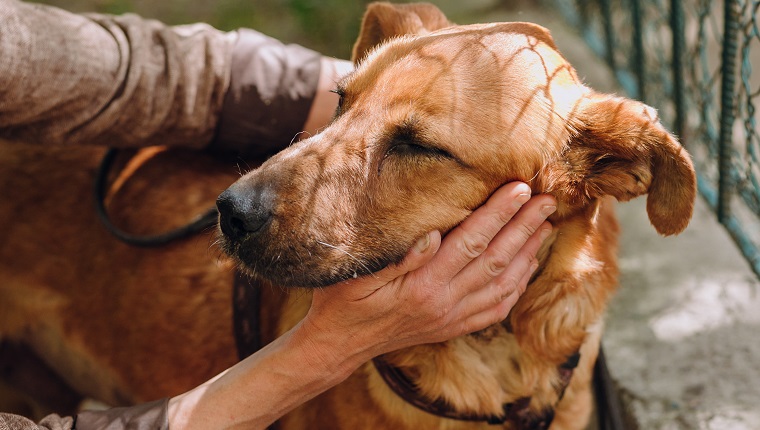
0, 0, 235, 149
0, 398, 167, 430
0, 0, 321, 153
0, 412, 73, 430
73, 398, 168, 430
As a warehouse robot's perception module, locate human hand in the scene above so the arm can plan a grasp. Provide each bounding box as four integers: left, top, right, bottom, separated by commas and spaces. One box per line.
299, 182, 557, 371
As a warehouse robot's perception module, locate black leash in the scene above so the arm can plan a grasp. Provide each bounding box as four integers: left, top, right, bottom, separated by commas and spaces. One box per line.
94, 148, 219, 247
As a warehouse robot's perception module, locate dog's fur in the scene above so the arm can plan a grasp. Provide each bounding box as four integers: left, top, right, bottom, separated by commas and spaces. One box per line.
0, 3, 695, 429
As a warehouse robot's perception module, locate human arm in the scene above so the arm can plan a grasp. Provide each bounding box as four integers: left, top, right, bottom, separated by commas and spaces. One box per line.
166, 183, 556, 430
0, 0, 347, 154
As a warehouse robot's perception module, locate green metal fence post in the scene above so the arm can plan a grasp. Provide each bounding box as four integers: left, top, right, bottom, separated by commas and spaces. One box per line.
670, 0, 686, 141
718, 0, 739, 223
631, 0, 646, 101
600, 0, 617, 72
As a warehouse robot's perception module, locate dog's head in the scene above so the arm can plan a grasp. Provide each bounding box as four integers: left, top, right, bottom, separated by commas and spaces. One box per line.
217, 2, 696, 287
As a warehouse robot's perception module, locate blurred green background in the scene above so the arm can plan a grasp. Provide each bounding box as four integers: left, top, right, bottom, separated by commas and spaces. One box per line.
34, 0, 510, 59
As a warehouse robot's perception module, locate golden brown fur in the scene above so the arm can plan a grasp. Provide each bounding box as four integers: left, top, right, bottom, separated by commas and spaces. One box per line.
0, 3, 695, 429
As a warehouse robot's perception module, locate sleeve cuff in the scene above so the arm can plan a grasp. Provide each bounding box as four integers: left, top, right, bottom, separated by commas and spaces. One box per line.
74, 398, 168, 430
211, 29, 322, 157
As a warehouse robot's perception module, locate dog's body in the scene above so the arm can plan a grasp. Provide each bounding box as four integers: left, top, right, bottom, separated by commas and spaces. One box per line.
1, 3, 695, 429
0, 145, 242, 407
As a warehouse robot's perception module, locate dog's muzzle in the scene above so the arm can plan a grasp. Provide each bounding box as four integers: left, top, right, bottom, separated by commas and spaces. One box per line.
216, 182, 275, 243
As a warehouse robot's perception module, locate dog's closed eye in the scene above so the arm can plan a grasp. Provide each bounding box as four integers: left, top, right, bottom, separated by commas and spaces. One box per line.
377, 126, 456, 176
383, 122, 453, 160
384, 142, 451, 159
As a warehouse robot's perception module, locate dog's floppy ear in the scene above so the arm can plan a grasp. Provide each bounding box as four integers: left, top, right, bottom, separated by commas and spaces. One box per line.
558, 94, 697, 235
351, 2, 451, 64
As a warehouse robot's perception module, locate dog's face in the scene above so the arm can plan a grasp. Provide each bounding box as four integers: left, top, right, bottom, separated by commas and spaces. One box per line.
217, 3, 695, 288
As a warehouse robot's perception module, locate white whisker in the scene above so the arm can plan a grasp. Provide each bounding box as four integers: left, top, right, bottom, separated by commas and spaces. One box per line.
316, 240, 378, 279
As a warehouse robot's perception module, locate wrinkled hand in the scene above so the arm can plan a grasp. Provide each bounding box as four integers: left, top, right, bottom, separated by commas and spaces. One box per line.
302, 182, 557, 365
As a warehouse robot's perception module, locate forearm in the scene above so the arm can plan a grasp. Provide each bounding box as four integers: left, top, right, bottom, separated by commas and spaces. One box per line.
0, 0, 234, 149
0, 0, 332, 153
167, 321, 364, 430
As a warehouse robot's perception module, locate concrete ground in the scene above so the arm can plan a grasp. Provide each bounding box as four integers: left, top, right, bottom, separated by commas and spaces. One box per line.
445, 0, 760, 428
609, 193, 760, 430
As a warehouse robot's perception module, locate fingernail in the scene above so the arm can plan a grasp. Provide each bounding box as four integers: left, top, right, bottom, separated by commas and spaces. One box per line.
530, 262, 539, 274
539, 226, 552, 242
414, 232, 431, 253
515, 192, 531, 207
514, 185, 532, 208
540, 204, 557, 218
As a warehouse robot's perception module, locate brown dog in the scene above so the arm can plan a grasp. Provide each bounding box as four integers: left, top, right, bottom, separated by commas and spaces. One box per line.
0, 2, 695, 429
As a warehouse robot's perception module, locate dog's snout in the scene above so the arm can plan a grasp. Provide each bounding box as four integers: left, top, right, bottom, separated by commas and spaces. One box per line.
216, 184, 274, 241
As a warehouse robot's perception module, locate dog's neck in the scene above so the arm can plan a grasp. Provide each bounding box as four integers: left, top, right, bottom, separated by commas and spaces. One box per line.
259, 200, 617, 426
366, 199, 615, 424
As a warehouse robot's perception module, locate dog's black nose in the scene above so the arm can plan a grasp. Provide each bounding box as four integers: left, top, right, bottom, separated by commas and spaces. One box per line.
216, 184, 274, 241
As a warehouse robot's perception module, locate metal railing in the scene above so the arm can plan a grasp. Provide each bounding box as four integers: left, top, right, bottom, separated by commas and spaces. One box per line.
554, 0, 760, 277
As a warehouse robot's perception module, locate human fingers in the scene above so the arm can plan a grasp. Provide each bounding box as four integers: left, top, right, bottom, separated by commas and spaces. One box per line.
445, 222, 549, 338
449, 195, 556, 298
418, 182, 532, 284
455, 283, 522, 338
452, 219, 551, 320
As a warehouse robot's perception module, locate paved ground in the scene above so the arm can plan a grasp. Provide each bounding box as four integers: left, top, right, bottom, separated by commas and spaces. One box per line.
610, 197, 760, 429
445, 1, 760, 428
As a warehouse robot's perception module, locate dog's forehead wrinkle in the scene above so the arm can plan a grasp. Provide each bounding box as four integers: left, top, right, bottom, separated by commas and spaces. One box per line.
384, 117, 426, 143
351, 33, 579, 134
351, 33, 496, 96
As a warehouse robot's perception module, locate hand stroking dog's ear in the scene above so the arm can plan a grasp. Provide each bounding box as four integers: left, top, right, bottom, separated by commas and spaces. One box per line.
352, 1, 451, 63
550, 94, 697, 236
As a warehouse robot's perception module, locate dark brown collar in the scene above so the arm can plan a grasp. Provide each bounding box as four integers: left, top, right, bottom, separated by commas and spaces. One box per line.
371, 352, 580, 429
